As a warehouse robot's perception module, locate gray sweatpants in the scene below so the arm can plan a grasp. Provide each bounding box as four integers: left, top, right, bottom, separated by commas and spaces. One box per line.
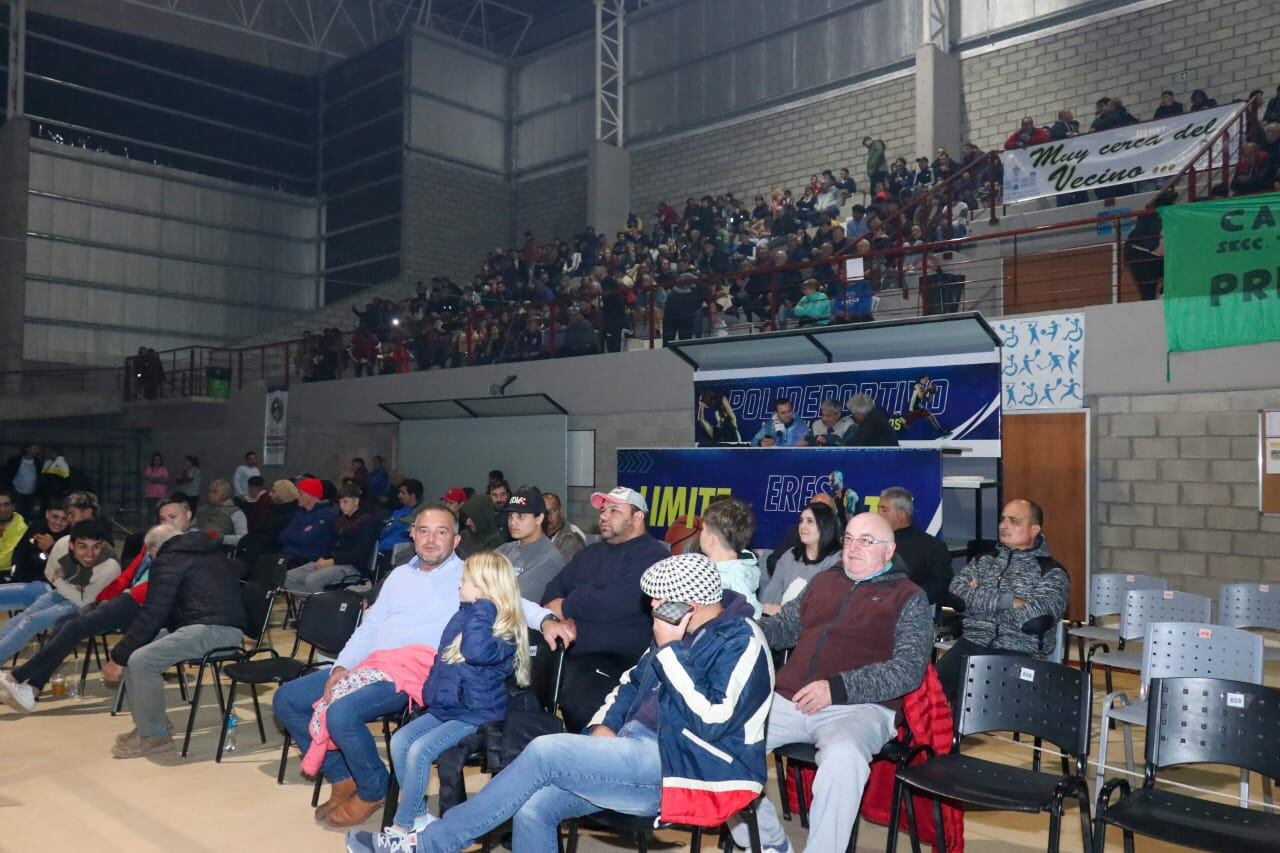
732, 693, 897, 852
284, 562, 360, 594
124, 623, 244, 737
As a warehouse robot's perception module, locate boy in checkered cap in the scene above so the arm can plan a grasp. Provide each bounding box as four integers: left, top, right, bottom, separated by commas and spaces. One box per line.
371, 552, 776, 853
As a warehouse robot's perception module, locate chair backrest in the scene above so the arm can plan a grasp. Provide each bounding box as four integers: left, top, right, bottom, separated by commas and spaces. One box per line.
390, 541, 414, 567
294, 589, 364, 657
1090, 572, 1167, 620
1144, 676, 1280, 782
241, 581, 278, 650
1117, 589, 1211, 642
1138, 622, 1264, 700
956, 655, 1091, 764
1216, 582, 1280, 632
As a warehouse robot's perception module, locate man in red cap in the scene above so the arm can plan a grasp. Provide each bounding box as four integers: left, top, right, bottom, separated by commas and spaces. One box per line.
440, 487, 467, 517
277, 477, 338, 566
539, 486, 668, 731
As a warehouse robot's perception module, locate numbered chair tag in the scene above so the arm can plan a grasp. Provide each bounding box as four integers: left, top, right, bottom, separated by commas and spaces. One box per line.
1198, 628, 1212, 639
1227, 692, 1246, 709
339, 603, 349, 612
1019, 667, 1035, 683
1162, 590, 1175, 599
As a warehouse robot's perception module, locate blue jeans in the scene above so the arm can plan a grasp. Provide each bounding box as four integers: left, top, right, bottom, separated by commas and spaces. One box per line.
0, 581, 49, 611
416, 722, 662, 853
0, 590, 76, 663
390, 714, 478, 828
271, 669, 409, 801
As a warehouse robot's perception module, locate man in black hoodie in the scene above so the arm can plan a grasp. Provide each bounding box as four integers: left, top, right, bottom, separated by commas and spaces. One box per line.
102, 526, 247, 758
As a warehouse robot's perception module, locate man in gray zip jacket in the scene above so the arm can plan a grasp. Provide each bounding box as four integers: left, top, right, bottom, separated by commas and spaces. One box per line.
936, 498, 1069, 704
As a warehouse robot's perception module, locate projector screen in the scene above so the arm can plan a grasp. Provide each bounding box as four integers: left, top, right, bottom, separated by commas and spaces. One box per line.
398, 415, 568, 503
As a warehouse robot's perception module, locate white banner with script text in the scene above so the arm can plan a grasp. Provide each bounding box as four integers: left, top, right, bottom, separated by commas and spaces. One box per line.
1001, 102, 1247, 203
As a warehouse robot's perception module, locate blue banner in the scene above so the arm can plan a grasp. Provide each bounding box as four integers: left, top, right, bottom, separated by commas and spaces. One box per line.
693, 358, 1001, 456
617, 447, 943, 549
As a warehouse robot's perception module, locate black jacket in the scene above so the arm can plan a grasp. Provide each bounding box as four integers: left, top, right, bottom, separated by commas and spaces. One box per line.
8, 521, 58, 585
845, 407, 900, 447
110, 532, 248, 665
329, 507, 382, 570
893, 524, 954, 606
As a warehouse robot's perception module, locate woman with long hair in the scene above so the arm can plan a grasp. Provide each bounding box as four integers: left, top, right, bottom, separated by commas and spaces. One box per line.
760, 502, 842, 615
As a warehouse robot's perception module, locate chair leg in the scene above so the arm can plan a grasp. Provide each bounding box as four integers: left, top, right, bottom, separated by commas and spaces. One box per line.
885, 776, 905, 853
690, 826, 703, 850
744, 808, 762, 853
112, 679, 126, 715
1047, 805, 1062, 853
636, 831, 649, 853
78, 636, 95, 697
848, 814, 860, 853
277, 731, 292, 784
565, 820, 580, 853
792, 763, 810, 830
250, 684, 266, 743
181, 663, 207, 758
775, 753, 792, 821
1094, 708, 1113, 800
1122, 829, 1135, 853
216, 680, 238, 763
1077, 791, 1092, 853
902, 789, 923, 853
211, 664, 227, 717
931, 797, 947, 853
1121, 722, 1135, 779
311, 773, 323, 807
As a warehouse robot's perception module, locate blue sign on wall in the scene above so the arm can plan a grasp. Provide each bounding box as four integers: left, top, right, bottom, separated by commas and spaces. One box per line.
693, 358, 1001, 456
617, 447, 943, 549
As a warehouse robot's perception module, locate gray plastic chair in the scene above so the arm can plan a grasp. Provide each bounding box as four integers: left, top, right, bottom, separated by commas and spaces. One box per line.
1094, 621, 1264, 802
1068, 573, 1167, 663
1217, 582, 1280, 661
1087, 589, 1211, 695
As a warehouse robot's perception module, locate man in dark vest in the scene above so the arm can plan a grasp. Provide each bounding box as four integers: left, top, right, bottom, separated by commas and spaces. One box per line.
734, 512, 931, 852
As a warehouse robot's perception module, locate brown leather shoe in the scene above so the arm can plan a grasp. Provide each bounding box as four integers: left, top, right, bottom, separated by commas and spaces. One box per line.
324, 793, 386, 828
314, 778, 357, 822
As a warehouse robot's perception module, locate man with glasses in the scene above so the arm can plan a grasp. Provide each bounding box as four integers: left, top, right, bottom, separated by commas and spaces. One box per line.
737, 512, 932, 852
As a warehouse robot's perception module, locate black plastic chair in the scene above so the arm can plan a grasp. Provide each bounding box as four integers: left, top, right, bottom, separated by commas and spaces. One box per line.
174, 581, 278, 757
214, 588, 364, 766
774, 733, 913, 853
1093, 676, 1280, 853
564, 796, 764, 853
895, 655, 1093, 853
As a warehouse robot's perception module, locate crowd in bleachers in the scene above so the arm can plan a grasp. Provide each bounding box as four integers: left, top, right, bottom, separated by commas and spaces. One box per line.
283, 85, 1279, 380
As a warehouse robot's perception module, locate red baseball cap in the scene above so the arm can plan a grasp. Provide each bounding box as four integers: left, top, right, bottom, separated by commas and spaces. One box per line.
441, 487, 467, 503
297, 478, 324, 499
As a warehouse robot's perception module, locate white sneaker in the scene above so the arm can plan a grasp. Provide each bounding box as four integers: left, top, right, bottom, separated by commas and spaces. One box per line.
0, 679, 37, 713
411, 813, 437, 833
0, 670, 14, 687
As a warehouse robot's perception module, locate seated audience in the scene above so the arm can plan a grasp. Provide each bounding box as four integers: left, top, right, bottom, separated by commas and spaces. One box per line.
273, 507, 563, 828
0, 493, 97, 610
1004, 116, 1050, 149
101, 523, 247, 757
0, 496, 193, 713
1189, 88, 1217, 111
540, 487, 670, 732
238, 476, 272, 531
738, 512, 930, 851
361, 552, 529, 849
378, 479, 424, 556
194, 479, 248, 546
697, 496, 762, 618
760, 501, 842, 615
877, 487, 953, 606
6, 499, 68, 591
0, 489, 28, 573
935, 499, 1069, 704
843, 393, 900, 446
495, 486, 565, 602
284, 483, 381, 594
350, 552, 773, 853
1152, 90, 1184, 118
0, 519, 119, 667
542, 491, 585, 564
277, 478, 338, 566
792, 279, 832, 327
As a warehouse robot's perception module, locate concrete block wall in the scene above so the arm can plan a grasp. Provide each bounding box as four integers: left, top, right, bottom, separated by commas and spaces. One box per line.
513, 165, 588, 245
958, 0, 1280, 151
630, 72, 916, 220
401, 153, 513, 285
1093, 388, 1280, 600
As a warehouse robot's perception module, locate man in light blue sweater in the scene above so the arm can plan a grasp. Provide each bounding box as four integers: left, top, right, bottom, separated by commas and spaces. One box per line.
273, 506, 570, 828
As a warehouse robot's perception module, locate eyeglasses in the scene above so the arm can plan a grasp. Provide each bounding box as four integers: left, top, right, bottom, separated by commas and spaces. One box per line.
843, 534, 891, 548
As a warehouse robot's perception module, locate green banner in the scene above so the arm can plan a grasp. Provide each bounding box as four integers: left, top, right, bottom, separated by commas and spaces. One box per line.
1162, 193, 1280, 352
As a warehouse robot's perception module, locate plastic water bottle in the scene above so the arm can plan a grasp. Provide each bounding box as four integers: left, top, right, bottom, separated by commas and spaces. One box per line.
224, 713, 239, 752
